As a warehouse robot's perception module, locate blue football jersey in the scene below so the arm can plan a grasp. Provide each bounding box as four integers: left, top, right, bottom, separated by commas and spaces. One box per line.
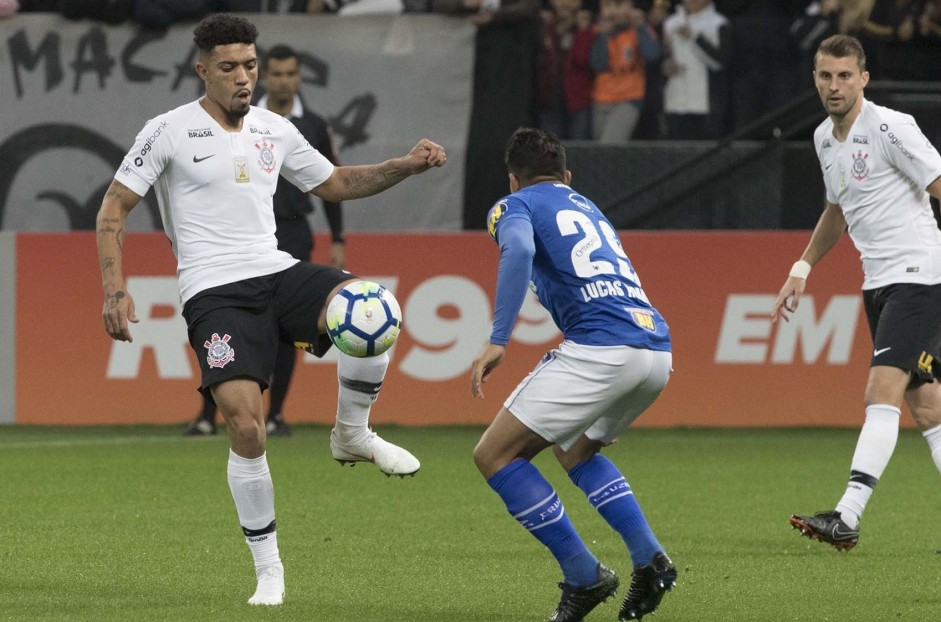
487, 182, 670, 351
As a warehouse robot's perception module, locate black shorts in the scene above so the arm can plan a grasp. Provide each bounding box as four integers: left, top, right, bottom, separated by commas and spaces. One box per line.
182, 262, 355, 398
863, 282, 941, 388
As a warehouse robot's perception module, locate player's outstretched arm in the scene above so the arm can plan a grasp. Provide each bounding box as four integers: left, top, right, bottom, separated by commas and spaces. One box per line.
312, 138, 446, 202
771, 201, 846, 324
96, 179, 143, 342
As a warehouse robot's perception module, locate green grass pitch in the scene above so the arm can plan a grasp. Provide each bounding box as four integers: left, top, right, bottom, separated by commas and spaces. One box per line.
1, 426, 939, 621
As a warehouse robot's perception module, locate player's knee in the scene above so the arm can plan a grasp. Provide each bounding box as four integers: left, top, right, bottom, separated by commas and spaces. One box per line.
472, 440, 492, 476
474, 439, 510, 479
226, 412, 264, 446
864, 367, 909, 407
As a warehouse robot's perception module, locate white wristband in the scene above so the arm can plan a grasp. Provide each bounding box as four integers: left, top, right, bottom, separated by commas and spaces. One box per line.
789, 260, 812, 280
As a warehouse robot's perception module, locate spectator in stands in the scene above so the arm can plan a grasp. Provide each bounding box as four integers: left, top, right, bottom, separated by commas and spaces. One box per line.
590, 0, 662, 143
792, 2, 875, 87
919, 1, 941, 79
632, 0, 670, 140
537, 0, 590, 139
0, 0, 17, 18
661, 0, 731, 139
860, 0, 931, 80
920, 0, 941, 35
565, 7, 597, 139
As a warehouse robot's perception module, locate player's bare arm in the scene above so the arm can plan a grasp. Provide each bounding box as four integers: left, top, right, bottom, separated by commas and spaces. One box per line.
96, 179, 143, 342
470, 343, 506, 399
312, 139, 446, 202
772, 202, 847, 323
927, 174, 941, 200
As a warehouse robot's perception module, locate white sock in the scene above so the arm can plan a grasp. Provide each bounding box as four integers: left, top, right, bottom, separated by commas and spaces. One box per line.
227, 450, 280, 570
835, 404, 900, 528
335, 352, 389, 445
923, 424, 941, 476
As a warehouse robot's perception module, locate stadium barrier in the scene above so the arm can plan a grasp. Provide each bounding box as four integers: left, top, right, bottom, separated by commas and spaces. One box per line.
2, 231, 900, 428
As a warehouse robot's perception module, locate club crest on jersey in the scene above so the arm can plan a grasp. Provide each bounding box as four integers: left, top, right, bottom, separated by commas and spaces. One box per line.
204, 333, 235, 369
851, 151, 869, 181
488, 201, 507, 239
568, 193, 592, 211
255, 139, 276, 173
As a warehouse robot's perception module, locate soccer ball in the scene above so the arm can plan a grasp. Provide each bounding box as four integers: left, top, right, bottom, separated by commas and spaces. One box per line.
325, 281, 402, 357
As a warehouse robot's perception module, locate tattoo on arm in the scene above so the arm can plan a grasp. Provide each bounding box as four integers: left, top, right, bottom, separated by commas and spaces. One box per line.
101, 257, 116, 271
341, 163, 407, 199
105, 290, 125, 310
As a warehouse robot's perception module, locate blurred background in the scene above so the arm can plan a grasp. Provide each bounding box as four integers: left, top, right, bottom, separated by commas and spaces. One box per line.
1, 0, 939, 427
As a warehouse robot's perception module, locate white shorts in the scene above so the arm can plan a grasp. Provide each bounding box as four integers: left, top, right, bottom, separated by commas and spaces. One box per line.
505, 341, 672, 451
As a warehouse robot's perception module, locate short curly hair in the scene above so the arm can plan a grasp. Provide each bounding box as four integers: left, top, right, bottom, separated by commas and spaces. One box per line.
504, 127, 566, 183
193, 14, 258, 55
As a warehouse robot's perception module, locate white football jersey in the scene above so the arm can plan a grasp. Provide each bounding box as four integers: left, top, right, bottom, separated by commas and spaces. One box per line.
114, 100, 334, 303
814, 99, 941, 289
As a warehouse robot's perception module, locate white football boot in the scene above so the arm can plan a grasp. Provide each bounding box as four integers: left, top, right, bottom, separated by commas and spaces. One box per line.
330, 429, 420, 477
248, 562, 284, 606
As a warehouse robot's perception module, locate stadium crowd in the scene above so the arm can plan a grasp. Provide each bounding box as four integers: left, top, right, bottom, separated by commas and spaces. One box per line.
3, 0, 939, 140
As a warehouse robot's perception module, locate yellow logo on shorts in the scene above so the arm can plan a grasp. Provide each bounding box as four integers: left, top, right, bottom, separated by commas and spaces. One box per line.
919, 352, 934, 375
294, 340, 317, 355
631, 310, 656, 332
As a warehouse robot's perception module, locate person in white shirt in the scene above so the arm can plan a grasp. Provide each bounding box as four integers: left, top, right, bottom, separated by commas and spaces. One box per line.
661, 0, 731, 140
772, 34, 941, 552
95, 13, 445, 606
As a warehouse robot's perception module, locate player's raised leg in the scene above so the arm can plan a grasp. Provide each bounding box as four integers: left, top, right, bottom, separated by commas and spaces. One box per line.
329, 351, 420, 476
214, 379, 284, 606
474, 409, 618, 622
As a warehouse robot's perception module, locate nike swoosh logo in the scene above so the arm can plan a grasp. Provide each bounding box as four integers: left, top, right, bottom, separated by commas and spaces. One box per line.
193, 154, 215, 163
874, 347, 892, 356
825, 163, 832, 170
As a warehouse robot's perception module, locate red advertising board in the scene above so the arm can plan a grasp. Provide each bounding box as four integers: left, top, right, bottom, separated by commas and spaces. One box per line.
15, 232, 883, 427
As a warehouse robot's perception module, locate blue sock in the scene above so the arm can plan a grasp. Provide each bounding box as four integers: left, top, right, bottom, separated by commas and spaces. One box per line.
488, 459, 599, 587
569, 454, 663, 567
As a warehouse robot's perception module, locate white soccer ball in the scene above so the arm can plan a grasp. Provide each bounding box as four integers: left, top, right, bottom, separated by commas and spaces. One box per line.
325, 281, 402, 357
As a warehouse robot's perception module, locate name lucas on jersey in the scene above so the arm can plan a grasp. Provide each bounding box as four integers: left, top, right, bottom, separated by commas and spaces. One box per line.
580, 279, 649, 304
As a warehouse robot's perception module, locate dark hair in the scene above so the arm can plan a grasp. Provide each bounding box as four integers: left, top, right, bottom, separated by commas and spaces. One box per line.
193, 14, 258, 55
504, 128, 566, 183
816, 34, 866, 72
264, 44, 298, 71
